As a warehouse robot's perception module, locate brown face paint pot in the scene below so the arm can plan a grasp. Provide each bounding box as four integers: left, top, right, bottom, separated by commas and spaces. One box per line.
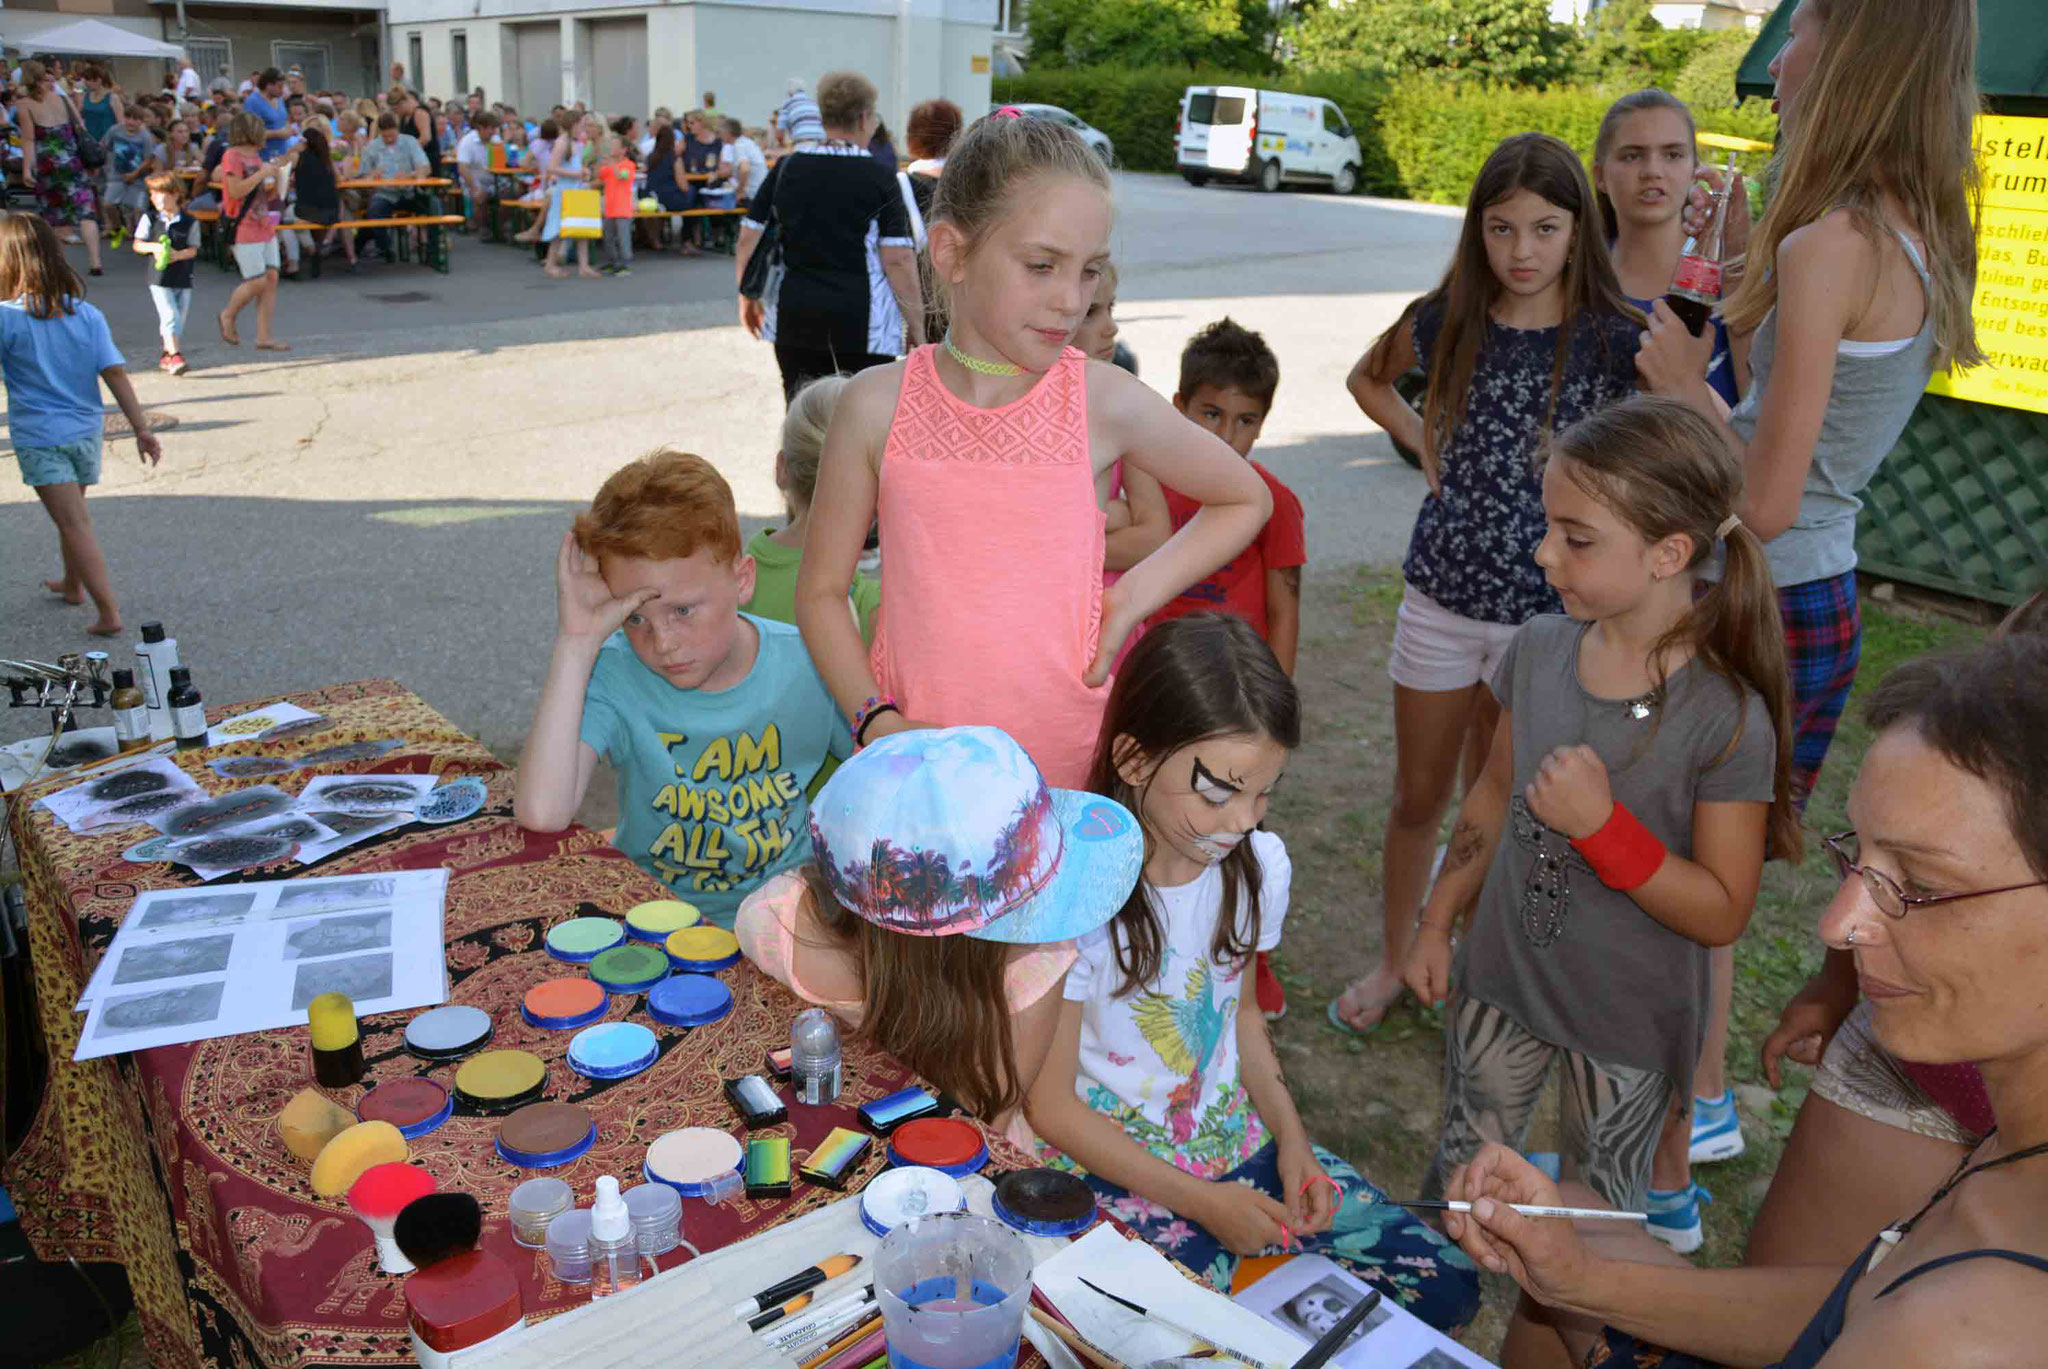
495, 1101, 596, 1169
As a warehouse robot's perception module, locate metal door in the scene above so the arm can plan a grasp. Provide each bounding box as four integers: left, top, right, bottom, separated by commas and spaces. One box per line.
587, 19, 647, 121
513, 23, 561, 112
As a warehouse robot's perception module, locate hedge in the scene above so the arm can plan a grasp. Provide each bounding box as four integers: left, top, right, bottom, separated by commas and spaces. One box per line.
992, 68, 1777, 207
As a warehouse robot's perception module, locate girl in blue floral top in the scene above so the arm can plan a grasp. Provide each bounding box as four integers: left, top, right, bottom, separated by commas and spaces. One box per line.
1333, 134, 1643, 1040
1027, 614, 1479, 1332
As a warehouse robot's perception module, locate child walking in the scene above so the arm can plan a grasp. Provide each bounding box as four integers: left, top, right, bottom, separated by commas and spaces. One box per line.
595, 134, 635, 277
1026, 613, 1479, 1328
1332, 133, 1643, 1038
132, 172, 199, 375
1, 213, 162, 637
739, 723, 1141, 1137
1405, 395, 1796, 1249
796, 113, 1271, 789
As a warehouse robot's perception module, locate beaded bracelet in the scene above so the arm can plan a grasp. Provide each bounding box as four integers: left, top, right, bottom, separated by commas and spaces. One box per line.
850, 694, 899, 747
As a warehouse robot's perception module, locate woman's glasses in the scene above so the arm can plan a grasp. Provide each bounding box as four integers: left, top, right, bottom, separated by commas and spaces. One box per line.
1822, 830, 2048, 920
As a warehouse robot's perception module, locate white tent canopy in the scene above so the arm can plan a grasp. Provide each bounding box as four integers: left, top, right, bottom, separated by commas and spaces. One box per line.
0, 19, 184, 60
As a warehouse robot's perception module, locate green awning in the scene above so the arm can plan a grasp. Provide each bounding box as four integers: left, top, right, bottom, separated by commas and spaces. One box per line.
1736, 0, 2048, 113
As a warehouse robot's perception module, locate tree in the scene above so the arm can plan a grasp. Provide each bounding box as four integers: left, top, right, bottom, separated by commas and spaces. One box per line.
1288, 0, 1579, 88
1674, 28, 1760, 111
1026, 0, 1282, 72
1578, 0, 1708, 88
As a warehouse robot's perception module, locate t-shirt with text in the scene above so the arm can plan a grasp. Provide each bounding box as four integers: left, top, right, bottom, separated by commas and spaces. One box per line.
578, 615, 850, 928
1042, 830, 1291, 1180
1455, 615, 1777, 1095
1146, 461, 1305, 639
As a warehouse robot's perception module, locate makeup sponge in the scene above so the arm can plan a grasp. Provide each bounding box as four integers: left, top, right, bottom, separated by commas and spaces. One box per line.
280, 1088, 358, 1162
311, 1120, 408, 1197
393, 1192, 484, 1272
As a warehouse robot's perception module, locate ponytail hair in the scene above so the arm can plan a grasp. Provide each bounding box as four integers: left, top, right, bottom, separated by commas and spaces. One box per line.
1546, 396, 1801, 861
1592, 89, 1696, 243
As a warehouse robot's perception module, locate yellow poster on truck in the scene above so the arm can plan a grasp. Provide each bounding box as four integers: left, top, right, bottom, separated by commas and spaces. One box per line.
1928, 115, 2048, 415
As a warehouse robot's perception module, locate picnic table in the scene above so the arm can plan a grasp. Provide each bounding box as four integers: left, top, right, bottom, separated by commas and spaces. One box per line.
2, 679, 1026, 1369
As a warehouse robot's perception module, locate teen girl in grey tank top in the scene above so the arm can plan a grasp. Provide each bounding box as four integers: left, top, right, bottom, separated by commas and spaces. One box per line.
1727, 227, 1935, 589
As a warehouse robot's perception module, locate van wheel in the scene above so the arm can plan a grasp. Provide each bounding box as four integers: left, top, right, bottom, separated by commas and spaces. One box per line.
1257, 159, 1282, 193
1333, 163, 1359, 196
1181, 171, 1209, 187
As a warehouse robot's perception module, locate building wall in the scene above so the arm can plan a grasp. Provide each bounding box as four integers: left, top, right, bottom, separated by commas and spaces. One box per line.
389, 0, 992, 133
170, 7, 383, 96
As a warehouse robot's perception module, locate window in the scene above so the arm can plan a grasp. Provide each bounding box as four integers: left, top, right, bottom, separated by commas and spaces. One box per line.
1186, 94, 1244, 127
1322, 104, 1349, 137
995, 0, 1027, 34
186, 36, 231, 92
272, 42, 330, 92
407, 33, 423, 89
451, 33, 469, 95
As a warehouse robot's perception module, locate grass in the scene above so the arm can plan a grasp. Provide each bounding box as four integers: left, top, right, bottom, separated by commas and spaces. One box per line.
1271, 564, 1984, 1352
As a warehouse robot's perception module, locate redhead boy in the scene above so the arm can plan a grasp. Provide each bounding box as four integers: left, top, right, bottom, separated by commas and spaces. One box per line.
515, 449, 850, 927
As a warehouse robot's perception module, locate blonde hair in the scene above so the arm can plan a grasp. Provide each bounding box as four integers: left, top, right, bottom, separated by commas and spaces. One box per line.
815, 71, 877, 132
778, 375, 850, 515
1723, 0, 1982, 371
932, 113, 1111, 257
229, 111, 267, 148
20, 60, 50, 96
354, 97, 379, 123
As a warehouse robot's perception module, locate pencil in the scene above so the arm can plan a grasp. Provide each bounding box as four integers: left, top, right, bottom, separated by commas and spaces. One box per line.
799, 1312, 883, 1369
1393, 1198, 1648, 1222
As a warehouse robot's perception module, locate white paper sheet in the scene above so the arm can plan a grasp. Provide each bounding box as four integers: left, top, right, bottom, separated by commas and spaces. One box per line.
297, 772, 435, 812
204, 701, 318, 748
0, 727, 129, 792
36, 756, 205, 833
1233, 1255, 1496, 1369
73, 869, 448, 1058
1034, 1226, 1309, 1368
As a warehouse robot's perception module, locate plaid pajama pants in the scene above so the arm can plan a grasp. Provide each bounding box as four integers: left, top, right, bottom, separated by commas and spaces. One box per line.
1779, 571, 1861, 808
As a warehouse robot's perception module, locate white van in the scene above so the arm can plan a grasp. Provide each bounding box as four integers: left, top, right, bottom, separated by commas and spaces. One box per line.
1175, 86, 1365, 195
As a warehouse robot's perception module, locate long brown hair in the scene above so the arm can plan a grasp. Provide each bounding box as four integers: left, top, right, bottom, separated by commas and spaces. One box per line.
1087, 614, 1301, 997
1546, 396, 1801, 859
1592, 89, 1696, 243
0, 213, 82, 319
1723, 0, 1982, 371
799, 867, 1027, 1120
1363, 133, 1642, 459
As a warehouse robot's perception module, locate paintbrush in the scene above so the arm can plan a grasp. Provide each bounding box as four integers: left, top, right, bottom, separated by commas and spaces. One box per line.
1075, 1277, 1276, 1368
1392, 1198, 1648, 1222
732, 1253, 865, 1317
799, 1311, 883, 1369
1029, 1305, 1132, 1368
1290, 1289, 1381, 1369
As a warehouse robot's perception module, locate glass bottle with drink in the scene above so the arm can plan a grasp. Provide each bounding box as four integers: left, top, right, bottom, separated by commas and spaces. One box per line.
1664, 153, 1741, 337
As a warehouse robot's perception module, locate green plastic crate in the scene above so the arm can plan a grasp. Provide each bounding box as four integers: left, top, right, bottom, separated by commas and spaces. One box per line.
1854, 395, 2048, 606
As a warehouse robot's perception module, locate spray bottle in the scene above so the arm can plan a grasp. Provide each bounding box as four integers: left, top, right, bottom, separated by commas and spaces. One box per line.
587, 1175, 644, 1297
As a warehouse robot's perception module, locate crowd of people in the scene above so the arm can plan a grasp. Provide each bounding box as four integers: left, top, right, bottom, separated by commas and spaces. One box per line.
9, 0, 2046, 1362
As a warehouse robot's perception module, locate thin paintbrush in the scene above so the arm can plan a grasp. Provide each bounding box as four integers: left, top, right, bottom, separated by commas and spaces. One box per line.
1392, 1198, 1648, 1222
1291, 1289, 1381, 1369
1075, 1277, 1277, 1368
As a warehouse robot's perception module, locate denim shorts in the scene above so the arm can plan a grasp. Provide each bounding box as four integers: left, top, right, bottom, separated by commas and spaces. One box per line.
15, 438, 103, 487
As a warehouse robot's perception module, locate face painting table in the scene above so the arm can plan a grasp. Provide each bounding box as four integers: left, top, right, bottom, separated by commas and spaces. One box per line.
3, 680, 1029, 1368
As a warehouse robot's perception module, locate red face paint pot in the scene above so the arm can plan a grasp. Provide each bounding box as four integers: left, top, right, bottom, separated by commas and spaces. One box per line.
356, 1077, 453, 1140
885, 1117, 988, 1179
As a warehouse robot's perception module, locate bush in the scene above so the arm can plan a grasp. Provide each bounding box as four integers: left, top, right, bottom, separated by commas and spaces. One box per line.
994, 67, 1400, 192
1674, 30, 1761, 112
1374, 76, 1778, 206
1024, 0, 1280, 74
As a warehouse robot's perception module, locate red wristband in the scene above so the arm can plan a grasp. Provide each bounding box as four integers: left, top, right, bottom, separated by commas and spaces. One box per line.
1569, 801, 1667, 890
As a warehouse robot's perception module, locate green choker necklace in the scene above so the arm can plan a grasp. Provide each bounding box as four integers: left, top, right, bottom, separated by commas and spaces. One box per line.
943, 336, 1026, 376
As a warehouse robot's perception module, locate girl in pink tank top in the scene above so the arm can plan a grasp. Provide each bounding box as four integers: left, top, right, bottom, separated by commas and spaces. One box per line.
795, 112, 1272, 785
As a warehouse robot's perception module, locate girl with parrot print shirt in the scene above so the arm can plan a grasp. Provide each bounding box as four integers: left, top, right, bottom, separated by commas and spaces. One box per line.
1026, 615, 1479, 1332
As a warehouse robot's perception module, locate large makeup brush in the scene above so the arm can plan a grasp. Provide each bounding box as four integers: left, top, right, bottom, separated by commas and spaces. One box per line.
394, 1191, 485, 1273
347, 1164, 438, 1274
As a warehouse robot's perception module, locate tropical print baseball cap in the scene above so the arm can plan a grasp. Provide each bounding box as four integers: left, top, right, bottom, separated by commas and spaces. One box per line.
809, 725, 1143, 945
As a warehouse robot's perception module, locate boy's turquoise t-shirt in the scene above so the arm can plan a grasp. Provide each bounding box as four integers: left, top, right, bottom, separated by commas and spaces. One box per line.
579, 615, 850, 928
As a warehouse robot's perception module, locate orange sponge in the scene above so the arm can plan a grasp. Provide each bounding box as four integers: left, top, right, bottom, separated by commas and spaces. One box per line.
310, 1120, 408, 1197
279, 1088, 358, 1162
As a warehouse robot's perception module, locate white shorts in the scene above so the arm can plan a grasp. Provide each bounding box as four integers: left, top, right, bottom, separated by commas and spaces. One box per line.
104, 177, 150, 212
231, 238, 281, 280
1387, 584, 1520, 693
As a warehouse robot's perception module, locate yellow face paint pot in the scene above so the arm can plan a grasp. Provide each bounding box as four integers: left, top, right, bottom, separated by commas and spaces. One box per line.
665, 925, 740, 974
453, 1049, 548, 1114
624, 900, 701, 943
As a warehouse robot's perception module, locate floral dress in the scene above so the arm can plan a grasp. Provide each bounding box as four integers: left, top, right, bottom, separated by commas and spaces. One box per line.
31, 115, 97, 227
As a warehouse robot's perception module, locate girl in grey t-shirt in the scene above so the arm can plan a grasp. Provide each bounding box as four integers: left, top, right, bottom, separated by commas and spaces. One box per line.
1405, 398, 1796, 1239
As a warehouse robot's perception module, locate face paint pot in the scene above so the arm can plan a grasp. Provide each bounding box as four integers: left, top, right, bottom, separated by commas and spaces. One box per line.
991, 1168, 1098, 1239
356, 1077, 453, 1140
403, 1005, 494, 1062
544, 916, 626, 964
624, 900, 701, 943
645, 974, 733, 1029
886, 1117, 988, 1179
664, 925, 741, 974
589, 943, 671, 995
643, 1127, 744, 1200
495, 1101, 596, 1169
452, 1050, 547, 1114
521, 978, 609, 1031
566, 1021, 659, 1081
858, 1164, 965, 1239
507, 1177, 573, 1248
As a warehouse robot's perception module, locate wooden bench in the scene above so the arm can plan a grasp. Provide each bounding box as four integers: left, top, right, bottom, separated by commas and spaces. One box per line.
284, 215, 466, 274
493, 197, 746, 253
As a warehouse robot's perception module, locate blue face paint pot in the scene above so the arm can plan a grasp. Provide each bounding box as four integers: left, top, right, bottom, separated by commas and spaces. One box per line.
645, 974, 733, 1029
566, 1020, 660, 1080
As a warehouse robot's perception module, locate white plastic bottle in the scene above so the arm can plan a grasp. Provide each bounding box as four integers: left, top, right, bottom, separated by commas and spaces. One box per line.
587, 1176, 644, 1297
132, 623, 182, 742
791, 1007, 844, 1105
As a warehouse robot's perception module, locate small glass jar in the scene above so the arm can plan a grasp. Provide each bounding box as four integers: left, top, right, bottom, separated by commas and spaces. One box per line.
508, 1177, 572, 1249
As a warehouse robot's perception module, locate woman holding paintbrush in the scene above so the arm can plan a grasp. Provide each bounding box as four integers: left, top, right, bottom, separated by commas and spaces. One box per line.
1441, 632, 2048, 1368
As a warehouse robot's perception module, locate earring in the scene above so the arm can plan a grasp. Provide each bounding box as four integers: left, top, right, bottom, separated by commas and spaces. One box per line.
1845, 925, 1860, 948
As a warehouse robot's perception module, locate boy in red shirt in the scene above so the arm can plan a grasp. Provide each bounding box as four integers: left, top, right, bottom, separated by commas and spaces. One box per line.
596, 135, 637, 277
1151, 317, 1305, 1018
1148, 318, 1305, 673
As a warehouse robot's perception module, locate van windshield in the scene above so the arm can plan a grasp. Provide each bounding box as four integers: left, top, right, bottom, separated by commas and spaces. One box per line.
1186, 94, 1245, 126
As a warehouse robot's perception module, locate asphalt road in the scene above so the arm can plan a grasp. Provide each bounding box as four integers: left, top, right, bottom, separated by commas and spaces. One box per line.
0, 173, 1460, 757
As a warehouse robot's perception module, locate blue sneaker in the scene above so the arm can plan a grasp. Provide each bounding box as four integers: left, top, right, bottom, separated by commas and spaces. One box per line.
1646, 1181, 1712, 1254
1689, 1090, 1745, 1163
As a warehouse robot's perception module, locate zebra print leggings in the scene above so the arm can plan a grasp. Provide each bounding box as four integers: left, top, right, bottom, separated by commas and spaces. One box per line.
1423, 994, 1674, 1212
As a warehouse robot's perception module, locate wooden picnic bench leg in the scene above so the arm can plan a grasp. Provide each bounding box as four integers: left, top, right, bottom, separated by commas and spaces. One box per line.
430, 224, 449, 274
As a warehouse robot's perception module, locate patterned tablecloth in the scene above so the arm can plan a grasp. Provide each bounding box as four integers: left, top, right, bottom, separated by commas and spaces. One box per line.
4, 681, 1025, 1369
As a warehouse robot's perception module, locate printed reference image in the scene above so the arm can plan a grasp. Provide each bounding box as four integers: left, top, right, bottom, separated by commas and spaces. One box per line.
276, 877, 397, 917
282, 911, 393, 961
290, 952, 395, 1010
96, 981, 228, 1038
1278, 1278, 1392, 1349
113, 934, 235, 985
137, 891, 260, 931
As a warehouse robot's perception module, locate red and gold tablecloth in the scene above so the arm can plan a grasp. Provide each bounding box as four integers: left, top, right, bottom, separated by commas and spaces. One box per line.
4, 681, 1021, 1369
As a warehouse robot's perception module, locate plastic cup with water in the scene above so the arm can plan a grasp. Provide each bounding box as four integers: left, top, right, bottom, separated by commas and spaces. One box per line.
874, 1211, 1033, 1369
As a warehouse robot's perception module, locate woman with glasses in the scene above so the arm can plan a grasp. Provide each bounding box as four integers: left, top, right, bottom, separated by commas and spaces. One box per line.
1437, 627, 2048, 1368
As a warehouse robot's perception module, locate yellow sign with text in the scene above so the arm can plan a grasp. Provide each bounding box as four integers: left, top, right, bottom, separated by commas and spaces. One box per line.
972, 54, 990, 74
1927, 115, 2048, 415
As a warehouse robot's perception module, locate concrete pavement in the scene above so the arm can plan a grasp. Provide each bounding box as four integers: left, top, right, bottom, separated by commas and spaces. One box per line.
0, 174, 1460, 755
